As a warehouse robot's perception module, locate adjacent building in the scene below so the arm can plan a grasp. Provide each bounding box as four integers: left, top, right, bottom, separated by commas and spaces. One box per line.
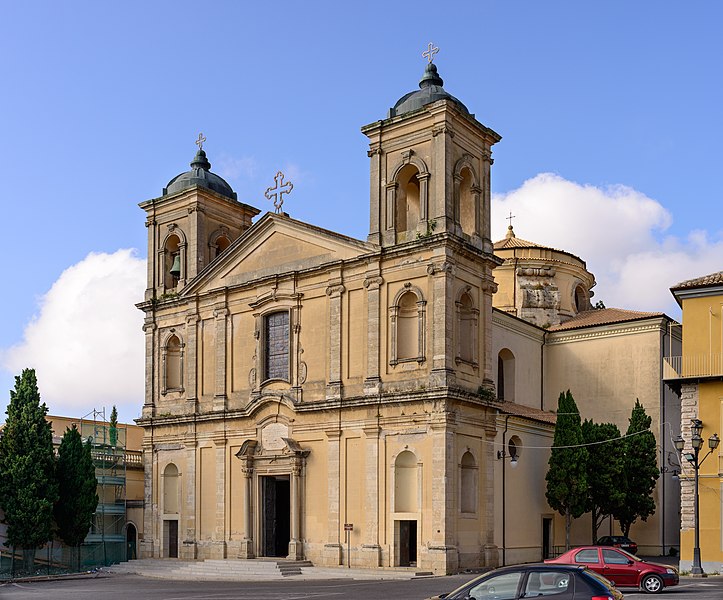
665, 272, 723, 573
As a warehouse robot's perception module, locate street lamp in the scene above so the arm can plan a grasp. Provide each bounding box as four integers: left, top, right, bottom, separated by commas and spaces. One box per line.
675, 419, 720, 576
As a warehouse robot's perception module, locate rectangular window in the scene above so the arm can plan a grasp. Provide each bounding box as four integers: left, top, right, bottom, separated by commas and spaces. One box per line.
264, 311, 289, 381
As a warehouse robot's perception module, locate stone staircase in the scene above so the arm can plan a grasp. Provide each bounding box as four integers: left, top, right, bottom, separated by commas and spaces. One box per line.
107, 558, 425, 581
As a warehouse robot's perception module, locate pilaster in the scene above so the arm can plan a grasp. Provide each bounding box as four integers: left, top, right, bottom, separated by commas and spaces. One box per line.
364, 272, 384, 394
428, 260, 456, 387
182, 433, 198, 559
326, 281, 345, 400
213, 305, 229, 411
142, 320, 156, 418
324, 428, 343, 564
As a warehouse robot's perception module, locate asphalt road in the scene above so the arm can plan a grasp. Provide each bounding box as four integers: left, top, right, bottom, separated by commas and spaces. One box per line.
1, 573, 722, 600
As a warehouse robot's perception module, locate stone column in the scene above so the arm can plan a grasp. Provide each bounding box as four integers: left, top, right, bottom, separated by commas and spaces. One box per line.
367, 145, 382, 245
326, 281, 345, 400
361, 425, 382, 567
481, 148, 494, 254
324, 429, 342, 564
213, 306, 229, 412
239, 456, 255, 558
481, 280, 497, 385
288, 458, 304, 559
182, 433, 198, 559
142, 320, 156, 419
427, 411, 459, 575
363, 272, 383, 395
428, 261, 455, 388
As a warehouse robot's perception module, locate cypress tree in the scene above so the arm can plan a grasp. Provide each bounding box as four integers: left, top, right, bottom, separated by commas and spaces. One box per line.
545, 390, 588, 550
582, 420, 626, 543
55, 425, 99, 570
0, 369, 58, 573
614, 399, 659, 536
109, 405, 118, 447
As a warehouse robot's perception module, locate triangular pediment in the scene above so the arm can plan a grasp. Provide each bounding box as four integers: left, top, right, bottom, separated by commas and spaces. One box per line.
184, 213, 374, 294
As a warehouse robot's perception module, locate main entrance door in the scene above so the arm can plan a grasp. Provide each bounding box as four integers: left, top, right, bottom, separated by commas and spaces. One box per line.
261, 475, 291, 557
399, 520, 417, 567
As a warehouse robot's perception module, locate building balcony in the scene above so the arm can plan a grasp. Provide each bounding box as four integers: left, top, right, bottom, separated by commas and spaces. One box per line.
663, 354, 723, 380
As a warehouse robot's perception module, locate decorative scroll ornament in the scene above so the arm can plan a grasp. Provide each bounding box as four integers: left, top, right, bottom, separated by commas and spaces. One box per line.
422, 42, 439, 63
265, 171, 294, 213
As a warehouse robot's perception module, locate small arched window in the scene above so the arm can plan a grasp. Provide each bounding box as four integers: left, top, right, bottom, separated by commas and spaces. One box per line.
395, 164, 420, 236
574, 285, 588, 313
390, 286, 426, 366
497, 348, 515, 402
394, 450, 418, 512
460, 451, 477, 514
163, 463, 179, 514
214, 235, 231, 259
456, 290, 478, 366
163, 334, 183, 393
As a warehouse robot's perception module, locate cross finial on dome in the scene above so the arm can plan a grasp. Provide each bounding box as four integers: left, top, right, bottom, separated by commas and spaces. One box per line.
506, 212, 516, 238
195, 132, 206, 151
422, 42, 439, 64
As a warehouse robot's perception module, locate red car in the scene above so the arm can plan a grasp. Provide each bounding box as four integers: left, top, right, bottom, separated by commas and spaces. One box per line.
546, 546, 678, 593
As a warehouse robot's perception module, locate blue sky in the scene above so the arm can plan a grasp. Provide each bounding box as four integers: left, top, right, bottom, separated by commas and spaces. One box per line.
1, 1, 722, 423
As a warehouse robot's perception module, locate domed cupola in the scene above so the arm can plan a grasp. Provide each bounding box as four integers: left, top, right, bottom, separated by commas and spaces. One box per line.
389, 62, 470, 118
163, 148, 237, 201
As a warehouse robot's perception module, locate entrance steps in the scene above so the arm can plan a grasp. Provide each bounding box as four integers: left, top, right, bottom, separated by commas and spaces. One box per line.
108, 558, 425, 581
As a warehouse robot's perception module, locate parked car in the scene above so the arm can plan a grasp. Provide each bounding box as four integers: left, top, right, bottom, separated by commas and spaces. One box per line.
596, 535, 638, 555
426, 563, 623, 599
546, 546, 678, 593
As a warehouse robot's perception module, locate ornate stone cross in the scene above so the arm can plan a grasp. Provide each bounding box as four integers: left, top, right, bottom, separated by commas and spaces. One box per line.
195, 132, 206, 150
265, 171, 293, 213
423, 42, 439, 63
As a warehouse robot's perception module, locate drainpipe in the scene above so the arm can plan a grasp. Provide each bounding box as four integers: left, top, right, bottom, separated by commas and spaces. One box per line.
660, 320, 667, 556
540, 331, 546, 411
500, 413, 511, 566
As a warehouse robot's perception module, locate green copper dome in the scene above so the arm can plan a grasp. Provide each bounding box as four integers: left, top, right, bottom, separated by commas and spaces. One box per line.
389, 63, 470, 118
164, 149, 237, 200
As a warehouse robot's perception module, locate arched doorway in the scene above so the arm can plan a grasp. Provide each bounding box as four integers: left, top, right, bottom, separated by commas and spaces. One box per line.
126, 523, 137, 560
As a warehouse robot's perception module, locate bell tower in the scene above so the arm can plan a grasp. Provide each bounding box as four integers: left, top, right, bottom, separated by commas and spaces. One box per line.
139, 140, 260, 300
362, 59, 501, 253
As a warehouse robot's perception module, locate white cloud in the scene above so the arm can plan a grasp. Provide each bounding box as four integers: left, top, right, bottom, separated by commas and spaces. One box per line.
1, 249, 146, 424
492, 173, 723, 317
215, 154, 258, 180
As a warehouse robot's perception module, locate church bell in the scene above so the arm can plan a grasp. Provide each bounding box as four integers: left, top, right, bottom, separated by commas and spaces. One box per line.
170, 254, 181, 279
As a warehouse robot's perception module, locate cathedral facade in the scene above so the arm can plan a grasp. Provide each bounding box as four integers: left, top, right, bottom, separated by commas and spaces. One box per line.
136, 60, 679, 574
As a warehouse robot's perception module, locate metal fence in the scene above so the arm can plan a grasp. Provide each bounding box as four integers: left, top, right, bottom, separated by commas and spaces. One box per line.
0, 541, 127, 580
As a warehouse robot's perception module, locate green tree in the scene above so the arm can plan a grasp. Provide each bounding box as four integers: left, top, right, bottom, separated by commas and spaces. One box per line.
55, 425, 98, 570
109, 405, 118, 447
582, 420, 625, 543
546, 390, 589, 550
614, 399, 659, 536
0, 369, 58, 573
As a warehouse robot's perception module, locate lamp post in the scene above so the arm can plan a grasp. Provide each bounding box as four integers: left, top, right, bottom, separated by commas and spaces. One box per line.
674, 419, 720, 576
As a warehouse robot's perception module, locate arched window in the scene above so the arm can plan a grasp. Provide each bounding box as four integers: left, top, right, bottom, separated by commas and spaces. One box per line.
163, 463, 179, 514
497, 348, 515, 402
395, 164, 421, 236
163, 334, 183, 393
394, 451, 418, 512
263, 311, 290, 382
574, 285, 588, 313
164, 234, 182, 289
459, 167, 476, 236
390, 286, 426, 366
456, 290, 478, 366
214, 235, 231, 259
460, 451, 477, 514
